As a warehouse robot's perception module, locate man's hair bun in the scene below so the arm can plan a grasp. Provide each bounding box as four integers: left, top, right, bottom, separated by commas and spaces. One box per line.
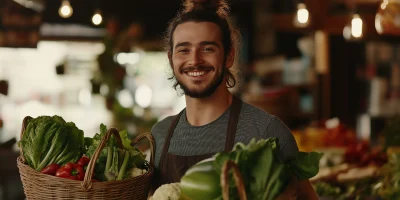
183, 0, 230, 17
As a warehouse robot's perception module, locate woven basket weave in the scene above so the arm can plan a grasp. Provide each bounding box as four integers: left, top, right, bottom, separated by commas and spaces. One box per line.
17, 116, 155, 200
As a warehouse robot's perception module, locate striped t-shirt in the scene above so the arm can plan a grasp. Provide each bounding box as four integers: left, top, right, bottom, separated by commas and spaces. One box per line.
151, 101, 299, 168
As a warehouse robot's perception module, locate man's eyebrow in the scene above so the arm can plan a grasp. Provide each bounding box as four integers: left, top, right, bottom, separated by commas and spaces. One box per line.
174, 42, 191, 49
174, 41, 220, 49
199, 41, 219, 47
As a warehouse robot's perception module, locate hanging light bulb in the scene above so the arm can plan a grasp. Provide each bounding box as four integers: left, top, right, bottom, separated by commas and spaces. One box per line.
293, 3, 310, 28
343, 13, 365, 41
375, 0, 400, 35
351, 14, 363, 38
92, 10, 103, 25
58, 0, 73, 18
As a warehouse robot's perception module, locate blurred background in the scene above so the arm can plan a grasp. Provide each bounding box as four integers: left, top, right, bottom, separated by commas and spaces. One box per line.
1, 0, 400, 199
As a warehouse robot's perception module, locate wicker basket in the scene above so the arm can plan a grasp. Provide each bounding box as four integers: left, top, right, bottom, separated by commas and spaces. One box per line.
17, 116, 155, 200
221, 160, 298, 200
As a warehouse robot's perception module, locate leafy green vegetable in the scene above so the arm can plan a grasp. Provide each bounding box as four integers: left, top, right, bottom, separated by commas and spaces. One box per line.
37, 127, 68, 170
374, 153, 400, 199
180, 137, 323, 200
213, 138, 292, 200
85, 124, 108, 181
105, 146, 120, 181
180, 159, 222, 200
117, 151, 130, 180
119, 130, 146, 168
288, 151, 323, 180
84, 123, 147, 181
18, 115, 85, 171
248, 139, 288, 200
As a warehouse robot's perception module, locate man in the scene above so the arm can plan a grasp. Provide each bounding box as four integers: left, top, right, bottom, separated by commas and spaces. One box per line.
151, 0, 319, 198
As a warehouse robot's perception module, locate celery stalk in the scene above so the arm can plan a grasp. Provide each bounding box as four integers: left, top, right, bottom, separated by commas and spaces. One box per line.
117, 151, 130, 180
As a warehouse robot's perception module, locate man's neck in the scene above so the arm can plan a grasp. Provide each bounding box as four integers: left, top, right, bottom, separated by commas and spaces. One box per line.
185, 88, 233, 126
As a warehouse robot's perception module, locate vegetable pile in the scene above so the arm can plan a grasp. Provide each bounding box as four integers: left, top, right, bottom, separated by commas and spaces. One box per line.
179, 137, 323, 200
84, 124, 147, 181
18, 115, 148, 182
18, 116, 84, 171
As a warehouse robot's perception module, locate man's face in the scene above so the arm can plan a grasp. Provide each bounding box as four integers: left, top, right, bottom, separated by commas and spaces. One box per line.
170, 22, 231, 98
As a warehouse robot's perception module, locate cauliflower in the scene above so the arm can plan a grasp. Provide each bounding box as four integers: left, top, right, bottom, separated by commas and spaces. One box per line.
150, 182, 181, 200
127, 167, 147, 178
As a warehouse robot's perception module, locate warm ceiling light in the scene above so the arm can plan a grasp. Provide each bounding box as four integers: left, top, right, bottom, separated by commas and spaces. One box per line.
343, 13, 364, 41
58, 0, 73, 18
351, 14, 363, 38
293, 3, 310, 28
92, 10, 103, 25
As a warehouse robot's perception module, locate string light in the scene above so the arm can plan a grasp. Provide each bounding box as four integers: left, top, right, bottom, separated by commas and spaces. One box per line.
293, 3, 310, 28
92, 10, 103, 26
58, 0, 73, 18
343, 1, 364, 41
351, 14, 363, 38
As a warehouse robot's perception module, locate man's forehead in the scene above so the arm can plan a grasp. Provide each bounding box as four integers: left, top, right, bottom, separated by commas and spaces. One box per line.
173, 22, 222, 46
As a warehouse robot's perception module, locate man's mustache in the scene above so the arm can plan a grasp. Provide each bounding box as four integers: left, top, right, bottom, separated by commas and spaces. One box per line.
180, 66, 214, 73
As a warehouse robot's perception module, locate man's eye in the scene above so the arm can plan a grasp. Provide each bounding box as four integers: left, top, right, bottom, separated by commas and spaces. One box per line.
203, 47, 215, 52
177, 48, 189, 53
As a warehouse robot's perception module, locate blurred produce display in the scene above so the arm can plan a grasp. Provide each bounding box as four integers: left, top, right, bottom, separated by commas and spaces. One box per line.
293, 117, 400, 199
292, 118, 357, 152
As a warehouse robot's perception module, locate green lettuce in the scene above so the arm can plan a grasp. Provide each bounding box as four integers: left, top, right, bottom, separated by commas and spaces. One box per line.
18, 115, 84, 171
212, 138, 322, 200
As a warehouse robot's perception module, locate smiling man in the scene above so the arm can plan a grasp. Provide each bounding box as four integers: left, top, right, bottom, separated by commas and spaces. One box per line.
172, 22, 228, 99
150, 0, 318, 199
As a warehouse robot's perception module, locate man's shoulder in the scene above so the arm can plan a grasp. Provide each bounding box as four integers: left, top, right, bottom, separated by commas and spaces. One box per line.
151, 115, 176, 137
241, 101, 276, 123
151, 115, 176, 133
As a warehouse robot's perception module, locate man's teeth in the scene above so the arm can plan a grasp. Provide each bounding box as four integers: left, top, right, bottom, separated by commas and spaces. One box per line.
187, 71, 205, 77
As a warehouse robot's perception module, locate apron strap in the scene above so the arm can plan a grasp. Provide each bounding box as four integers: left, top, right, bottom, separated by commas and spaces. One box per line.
224, 95, 242, 152
159, 110, 184, 169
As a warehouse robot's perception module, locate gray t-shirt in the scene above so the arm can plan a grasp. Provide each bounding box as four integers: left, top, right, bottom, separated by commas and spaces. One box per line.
151, 101, 299, 168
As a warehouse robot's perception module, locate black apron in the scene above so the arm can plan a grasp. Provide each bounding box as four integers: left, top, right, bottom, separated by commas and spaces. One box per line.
152, 95, 243, 191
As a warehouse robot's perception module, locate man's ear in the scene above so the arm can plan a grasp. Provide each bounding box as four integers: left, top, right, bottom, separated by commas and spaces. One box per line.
226, 48, 235, 69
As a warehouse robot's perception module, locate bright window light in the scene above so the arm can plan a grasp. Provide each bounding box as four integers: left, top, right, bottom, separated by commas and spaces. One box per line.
79, 88, 92, 106
118, 89, 134, 108
116, 53, 140, 66
135, 85, 152, 108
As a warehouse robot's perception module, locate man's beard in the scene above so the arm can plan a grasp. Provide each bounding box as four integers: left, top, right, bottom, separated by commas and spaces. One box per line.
176, 66, 225, 98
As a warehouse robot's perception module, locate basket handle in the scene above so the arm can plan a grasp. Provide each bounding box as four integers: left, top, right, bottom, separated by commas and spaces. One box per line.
221, 160, 248, 200
19, 116, 33, 163
131, 132, 155, 166
81, 128, 124, 191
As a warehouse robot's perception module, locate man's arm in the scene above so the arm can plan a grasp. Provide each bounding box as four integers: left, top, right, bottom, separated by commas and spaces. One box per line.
297, 180, 319, 200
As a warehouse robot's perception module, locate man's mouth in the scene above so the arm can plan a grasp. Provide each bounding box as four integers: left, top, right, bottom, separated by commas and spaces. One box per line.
187, 71, 206, 77
180, 66, 214, 77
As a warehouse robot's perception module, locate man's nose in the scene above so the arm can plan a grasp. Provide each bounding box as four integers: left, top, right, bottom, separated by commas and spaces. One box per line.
188, 50, 203, 66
